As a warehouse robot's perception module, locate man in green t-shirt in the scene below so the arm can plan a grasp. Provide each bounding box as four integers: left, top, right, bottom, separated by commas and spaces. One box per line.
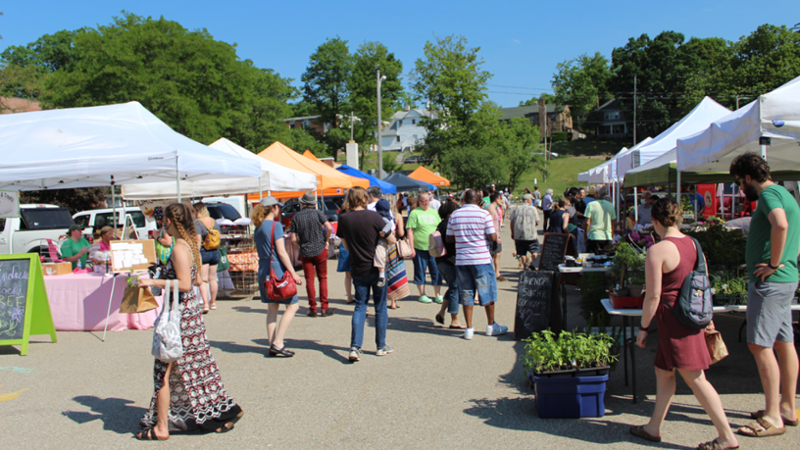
584, 187, 617, 254
406, 191, 443, 304
60, 224, 91, 270
731, 153, 800, 435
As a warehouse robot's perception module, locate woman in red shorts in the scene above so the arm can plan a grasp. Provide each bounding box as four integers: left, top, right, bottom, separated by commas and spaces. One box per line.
630, 198, 738, 450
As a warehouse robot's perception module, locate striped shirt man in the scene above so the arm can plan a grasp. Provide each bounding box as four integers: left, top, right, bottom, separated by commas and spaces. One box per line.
446, 204, 496, 266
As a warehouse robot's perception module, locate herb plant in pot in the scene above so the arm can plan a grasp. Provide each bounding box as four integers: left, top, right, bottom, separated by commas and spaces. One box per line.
522, 330, 618, 418
609, 242, 646, 308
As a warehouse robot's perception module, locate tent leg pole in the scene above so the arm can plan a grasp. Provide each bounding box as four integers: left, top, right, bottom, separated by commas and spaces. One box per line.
102, 275, 117, 342
676, 170, 681, 208
175, 151, 181, 203
634, 189, 638, 224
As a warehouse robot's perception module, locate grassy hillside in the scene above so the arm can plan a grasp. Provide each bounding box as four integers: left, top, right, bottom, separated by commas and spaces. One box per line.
514, 156, 603, 199
550, 139, 631, 157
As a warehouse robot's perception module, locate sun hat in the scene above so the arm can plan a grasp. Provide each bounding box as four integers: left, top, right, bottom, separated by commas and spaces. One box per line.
300, 191, 317, 205
260, 196, 284, 208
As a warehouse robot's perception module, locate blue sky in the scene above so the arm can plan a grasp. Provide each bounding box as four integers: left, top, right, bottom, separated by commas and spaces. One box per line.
1, 1, 797, 108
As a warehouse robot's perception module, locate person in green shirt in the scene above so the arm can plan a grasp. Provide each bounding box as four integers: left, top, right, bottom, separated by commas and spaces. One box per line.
406, 191, 443, 304
730, 153, 800, 436
584, 187, 617, 254
61, 224, 91, 270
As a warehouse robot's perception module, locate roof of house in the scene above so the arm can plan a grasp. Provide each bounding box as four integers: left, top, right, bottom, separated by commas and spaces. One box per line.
283, 115, 321, 122
390, 108, 436, 122
499, 104, 562, 121
1, 97, 42, 114
596, 99, 621, 112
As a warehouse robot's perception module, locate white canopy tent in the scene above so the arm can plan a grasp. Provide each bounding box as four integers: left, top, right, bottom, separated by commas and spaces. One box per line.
0, 101, 264, 341
0, 102, 262, 192
614, 137, 653, 182
577, 137, 654, 185
626, 97, 730, 175
677, 75, 800, 173
121, 137, 317, 199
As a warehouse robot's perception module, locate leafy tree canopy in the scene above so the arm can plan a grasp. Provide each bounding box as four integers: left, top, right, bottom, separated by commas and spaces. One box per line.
518, 93, 556, 106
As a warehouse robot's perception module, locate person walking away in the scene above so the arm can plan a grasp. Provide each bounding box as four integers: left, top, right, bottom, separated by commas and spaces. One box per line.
337, 187, 397, 361
136, 203, 242, 440
508, 193, 540, 270
730, 153, 800, 438
630, 198, 738, 450
193, 202, 220, 312
406, 191, 444, 303
289, 191, 334, 318
373, 199, 395, 286
383, 194, 410, 309
583, 187, 596, 206
253, 197, 304, 357
447, 189, 507, 340
547, 198, 571, 234
487, 192, 506, 281
337, 195, 355, 304
584, 188, 617, 254
481, 189, 491, 210
541, 189, 554, 232
433, 199, 465, 329
532, 186, 542, 208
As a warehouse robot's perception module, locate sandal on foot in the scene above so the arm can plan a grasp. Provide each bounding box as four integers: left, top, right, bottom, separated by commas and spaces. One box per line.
434, 314, 444, 325
215, 423, 235, 433
629, 425, 661, 442
209, 304, 217, 310
738, 417, 786, 437
136, 427, 168, 441
698, 438, 740, 450
449, 324, 467, 329
750, 409, 800, 426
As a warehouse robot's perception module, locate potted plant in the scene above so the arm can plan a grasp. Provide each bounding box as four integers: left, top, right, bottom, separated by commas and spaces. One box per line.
608, 242, 646, 308
522, 330, 618, 418
711, 272, 748, 306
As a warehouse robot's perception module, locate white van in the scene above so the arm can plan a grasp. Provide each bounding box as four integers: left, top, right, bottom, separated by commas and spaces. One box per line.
72, 207, 158, 240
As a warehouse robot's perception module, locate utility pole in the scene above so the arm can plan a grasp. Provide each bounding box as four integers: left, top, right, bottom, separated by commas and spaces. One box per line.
736, 95, 740, 110
543, 99, 547, 182
350, 111, 354, 141
633, 74, 637, 146
376, 66, 383, 180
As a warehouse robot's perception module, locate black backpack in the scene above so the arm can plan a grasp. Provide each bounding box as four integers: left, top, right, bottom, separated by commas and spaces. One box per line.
665, 237, 713, 330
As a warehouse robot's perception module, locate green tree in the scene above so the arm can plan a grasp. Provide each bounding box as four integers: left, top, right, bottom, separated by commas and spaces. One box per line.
412, 35, 506, 187
349, 41, 404, 166
518, 93, 556, 106
501, 117, 545, 189
36, 13, 295, 151
551, 52, 611, 129
301, 36, 353, 158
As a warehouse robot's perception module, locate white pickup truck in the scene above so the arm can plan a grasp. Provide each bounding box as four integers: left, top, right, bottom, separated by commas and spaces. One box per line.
0, 204, 77, 256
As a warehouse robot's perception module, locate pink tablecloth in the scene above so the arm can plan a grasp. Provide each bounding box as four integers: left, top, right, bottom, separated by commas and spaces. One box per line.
44, 272, 161, 332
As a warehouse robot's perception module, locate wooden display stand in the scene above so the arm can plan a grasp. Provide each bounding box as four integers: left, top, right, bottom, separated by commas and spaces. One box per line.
0, 254, 57, 355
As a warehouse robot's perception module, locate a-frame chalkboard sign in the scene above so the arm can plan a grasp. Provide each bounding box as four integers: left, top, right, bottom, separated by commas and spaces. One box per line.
0, 254, 56, 355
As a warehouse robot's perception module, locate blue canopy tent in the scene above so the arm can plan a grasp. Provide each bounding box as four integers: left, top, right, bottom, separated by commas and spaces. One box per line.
336, 164, 397, 194
383, 172, 437, 192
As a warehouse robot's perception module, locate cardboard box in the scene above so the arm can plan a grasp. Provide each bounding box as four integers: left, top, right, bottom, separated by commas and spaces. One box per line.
42, 262, 72, 276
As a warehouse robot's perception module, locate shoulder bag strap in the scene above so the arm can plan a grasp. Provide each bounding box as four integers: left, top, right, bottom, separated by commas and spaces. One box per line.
690, 236, 705, 272
171, 278, 180, 313
163, 280, 171, 314
269, 221, 277, 277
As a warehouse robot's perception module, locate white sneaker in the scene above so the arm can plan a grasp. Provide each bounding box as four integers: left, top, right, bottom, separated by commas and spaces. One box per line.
464, 328, 474, 340
486, 322, 508, 336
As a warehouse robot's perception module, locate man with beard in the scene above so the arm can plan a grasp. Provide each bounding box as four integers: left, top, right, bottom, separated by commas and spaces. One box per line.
730, 153, 800, 437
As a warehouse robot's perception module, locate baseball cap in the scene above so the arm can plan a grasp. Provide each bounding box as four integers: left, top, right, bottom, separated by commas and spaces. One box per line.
260, 196, 284, 208
68, 224, 84, 233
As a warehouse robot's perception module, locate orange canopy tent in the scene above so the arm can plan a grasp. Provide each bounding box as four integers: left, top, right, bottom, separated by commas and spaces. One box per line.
409, 166, 450, 187
248, 141, 367, 201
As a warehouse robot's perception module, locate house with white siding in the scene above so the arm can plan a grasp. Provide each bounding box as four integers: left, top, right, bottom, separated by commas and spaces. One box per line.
379, 106, 436, 152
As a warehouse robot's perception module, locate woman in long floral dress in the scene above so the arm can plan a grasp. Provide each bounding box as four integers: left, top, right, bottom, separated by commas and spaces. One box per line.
136, 203, 242, 440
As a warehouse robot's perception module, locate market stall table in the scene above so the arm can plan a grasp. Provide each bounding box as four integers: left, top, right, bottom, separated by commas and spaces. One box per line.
44, 272, 161, 331
600, 299, 800, 404
557, 264, 609, 329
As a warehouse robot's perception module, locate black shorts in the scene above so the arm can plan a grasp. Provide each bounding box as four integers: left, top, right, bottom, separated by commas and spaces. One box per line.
514, 239, 540, 257
489, 240, 502, 256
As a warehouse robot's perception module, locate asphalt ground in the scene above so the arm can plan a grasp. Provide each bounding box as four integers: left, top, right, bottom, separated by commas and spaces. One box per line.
1, 215, 798, 449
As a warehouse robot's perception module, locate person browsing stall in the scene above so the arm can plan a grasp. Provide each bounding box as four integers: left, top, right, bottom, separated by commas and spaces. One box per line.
61, 224, 91, 269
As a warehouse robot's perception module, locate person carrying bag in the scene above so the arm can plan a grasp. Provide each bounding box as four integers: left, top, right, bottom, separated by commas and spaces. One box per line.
152, 280, 183, 362
266, 222, 298, 301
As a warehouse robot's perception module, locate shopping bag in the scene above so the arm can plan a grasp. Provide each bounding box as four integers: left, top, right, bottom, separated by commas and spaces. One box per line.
705, 330, 728, 364
217, 246, 231, 272
119, 285, 159, 314
396, 238, 413, 259
152, 280, 183, 362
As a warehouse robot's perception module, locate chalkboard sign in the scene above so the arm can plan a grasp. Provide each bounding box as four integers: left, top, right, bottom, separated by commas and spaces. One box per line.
514, 270, 562, 340
0, 254, 56, 355
538, 233, 570, 272
0, 259, 30, 340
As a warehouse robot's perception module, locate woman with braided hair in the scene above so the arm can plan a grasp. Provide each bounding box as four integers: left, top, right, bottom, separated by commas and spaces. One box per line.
136, 203, 242, 440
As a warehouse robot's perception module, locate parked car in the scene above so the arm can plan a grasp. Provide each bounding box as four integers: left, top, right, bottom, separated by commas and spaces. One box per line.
204, 201, 247, 234
280, 196, 344, 230
0, 204, 76, 256
403, 155, 432, 164
72, 207, 156, 240
203, 196, 248, 219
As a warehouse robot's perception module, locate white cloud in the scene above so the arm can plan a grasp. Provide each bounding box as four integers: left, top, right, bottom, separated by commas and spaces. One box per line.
511, 39, 521, 45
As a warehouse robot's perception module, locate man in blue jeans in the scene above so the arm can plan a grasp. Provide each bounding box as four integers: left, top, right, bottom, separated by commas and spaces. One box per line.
446, 189, 508, 340
337, 187, 397, 362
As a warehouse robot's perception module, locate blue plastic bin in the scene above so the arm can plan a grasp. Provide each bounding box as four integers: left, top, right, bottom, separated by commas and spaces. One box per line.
533, 373, 608, 418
